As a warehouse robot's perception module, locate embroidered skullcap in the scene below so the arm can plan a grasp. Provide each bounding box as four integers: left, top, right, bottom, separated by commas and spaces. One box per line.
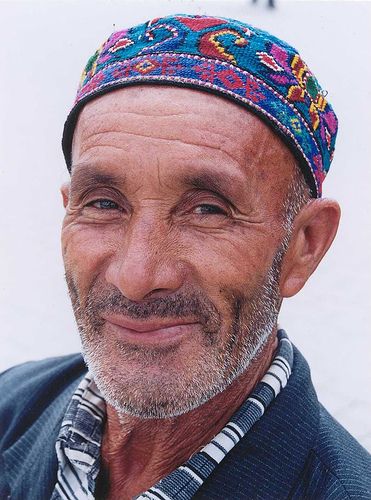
62, 14, 338, 197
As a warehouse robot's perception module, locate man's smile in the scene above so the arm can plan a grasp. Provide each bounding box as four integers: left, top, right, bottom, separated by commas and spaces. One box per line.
101, 313, 201, 346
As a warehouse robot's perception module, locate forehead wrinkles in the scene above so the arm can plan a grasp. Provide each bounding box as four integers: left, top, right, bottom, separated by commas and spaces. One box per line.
72, 87, 295, 202
73, 87, 267, 161
73, 122, 246, 175
74, 111, 248, 162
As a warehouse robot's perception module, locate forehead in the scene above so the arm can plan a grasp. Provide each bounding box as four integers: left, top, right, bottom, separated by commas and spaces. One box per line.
72, 86, 296, 199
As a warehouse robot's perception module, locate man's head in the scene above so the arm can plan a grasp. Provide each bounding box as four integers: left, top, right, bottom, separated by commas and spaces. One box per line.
61, 15, 340, 419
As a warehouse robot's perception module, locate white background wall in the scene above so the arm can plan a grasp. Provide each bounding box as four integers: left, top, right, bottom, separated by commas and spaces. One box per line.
0, 0, 370, 451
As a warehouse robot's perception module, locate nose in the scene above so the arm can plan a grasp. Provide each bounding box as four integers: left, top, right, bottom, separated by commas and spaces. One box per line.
105, 215, 186, 302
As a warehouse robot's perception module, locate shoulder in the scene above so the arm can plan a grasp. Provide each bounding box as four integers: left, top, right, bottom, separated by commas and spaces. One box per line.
296, 403, 371, 499
0, 354, 86, 449
0, 353, 86, 406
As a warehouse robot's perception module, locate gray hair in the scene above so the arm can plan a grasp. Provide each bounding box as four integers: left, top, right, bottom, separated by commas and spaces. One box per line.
281, 164, 311, 249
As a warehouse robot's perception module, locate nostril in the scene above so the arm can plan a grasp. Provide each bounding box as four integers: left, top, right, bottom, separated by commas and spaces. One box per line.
143, 288, 175, 300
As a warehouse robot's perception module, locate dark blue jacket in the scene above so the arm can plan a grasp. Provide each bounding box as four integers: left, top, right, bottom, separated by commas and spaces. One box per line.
0, 348, 370, 499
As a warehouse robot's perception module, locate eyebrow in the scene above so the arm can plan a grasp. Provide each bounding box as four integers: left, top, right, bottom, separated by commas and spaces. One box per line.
182, 171, 243, 202
69, 163, 244, 202
69, 164, 125, 193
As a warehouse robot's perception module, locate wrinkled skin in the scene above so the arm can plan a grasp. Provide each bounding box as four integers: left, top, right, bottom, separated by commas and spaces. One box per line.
61, 86, 340, 499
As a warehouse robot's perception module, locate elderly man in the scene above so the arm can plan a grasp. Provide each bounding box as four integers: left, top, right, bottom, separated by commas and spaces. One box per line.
1, 14, 370, 500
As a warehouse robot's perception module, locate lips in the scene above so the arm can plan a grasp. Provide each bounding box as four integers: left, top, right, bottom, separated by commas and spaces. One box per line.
101, 312, 200, 344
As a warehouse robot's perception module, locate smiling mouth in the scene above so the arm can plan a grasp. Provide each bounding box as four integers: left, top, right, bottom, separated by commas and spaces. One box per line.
100, 313, 200, 345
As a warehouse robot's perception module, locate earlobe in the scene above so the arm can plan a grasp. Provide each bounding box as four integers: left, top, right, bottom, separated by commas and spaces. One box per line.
280, 199, 341, 298
60, 182, 71, 209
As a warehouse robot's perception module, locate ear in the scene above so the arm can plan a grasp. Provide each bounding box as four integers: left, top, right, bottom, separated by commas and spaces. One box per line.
280, 198, 341, 297
60, 182, 71, 209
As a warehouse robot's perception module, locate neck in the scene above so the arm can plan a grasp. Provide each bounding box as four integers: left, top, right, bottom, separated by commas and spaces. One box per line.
97, 331, 278, 500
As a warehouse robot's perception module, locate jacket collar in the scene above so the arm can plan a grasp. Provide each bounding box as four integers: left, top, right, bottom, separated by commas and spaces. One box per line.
195, 346, 320, 499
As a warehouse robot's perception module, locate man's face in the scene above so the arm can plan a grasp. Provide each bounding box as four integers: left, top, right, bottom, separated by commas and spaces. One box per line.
62, 86, 296, 418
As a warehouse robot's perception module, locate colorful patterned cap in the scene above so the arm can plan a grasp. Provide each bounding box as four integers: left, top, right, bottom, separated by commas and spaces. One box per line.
62, 14, 338, 197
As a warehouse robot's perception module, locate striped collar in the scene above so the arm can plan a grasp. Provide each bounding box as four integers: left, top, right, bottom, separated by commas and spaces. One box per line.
52, 329, 293, 499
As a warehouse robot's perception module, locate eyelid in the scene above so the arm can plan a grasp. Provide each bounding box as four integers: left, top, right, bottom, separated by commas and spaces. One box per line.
186, 189, 233, 205
172, 191, 234, 220
72, 186, 127, 206
195, 201, 228, 212
86, 198, 120, 209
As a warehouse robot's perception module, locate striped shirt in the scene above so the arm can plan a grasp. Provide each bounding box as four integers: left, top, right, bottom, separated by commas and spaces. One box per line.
52, 329, 293, 500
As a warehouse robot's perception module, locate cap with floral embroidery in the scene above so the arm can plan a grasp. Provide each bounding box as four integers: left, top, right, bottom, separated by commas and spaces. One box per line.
62, 14, 338, 197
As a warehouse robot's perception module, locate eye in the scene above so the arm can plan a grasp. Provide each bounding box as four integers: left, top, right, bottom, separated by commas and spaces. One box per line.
87, 199, 120, 210
194, 204, 228, 216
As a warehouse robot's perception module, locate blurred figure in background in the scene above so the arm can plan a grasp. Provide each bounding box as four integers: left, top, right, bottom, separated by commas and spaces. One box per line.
252, 0, 275, 8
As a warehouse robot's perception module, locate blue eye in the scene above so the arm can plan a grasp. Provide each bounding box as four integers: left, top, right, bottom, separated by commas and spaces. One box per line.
195, 204, 227, 215
89, 199, 119, 210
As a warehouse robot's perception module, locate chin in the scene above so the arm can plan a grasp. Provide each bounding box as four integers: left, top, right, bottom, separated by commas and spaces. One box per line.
81, 330, 268, 419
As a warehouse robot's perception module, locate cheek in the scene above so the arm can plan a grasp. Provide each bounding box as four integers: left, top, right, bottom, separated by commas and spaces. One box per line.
61, 223, 116, 292
183, 230, 278, 296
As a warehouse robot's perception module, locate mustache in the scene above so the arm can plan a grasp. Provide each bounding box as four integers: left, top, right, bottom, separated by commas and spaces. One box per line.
66, 273, 222, 329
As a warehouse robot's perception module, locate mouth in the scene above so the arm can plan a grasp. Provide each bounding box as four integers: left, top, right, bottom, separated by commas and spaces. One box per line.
100, 313, 200, 346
